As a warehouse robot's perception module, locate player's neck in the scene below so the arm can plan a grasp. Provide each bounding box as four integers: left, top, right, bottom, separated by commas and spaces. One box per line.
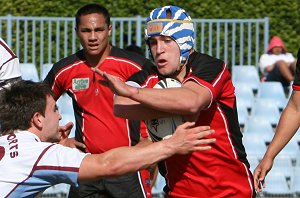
85, 45, 112, 67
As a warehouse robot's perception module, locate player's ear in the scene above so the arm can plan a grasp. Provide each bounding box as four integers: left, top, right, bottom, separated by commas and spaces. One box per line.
108, 24, 112, 36
31, 112, 43, 129
75, 26, 79, 36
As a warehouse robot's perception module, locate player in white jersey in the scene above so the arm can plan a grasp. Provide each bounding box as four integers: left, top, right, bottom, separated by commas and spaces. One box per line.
0, 80, 215, 198
0, 37, 21, 90
0, 131, 87, 197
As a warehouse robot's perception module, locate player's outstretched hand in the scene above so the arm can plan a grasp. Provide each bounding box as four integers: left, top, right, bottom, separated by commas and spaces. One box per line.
58, 122, 86, 150
92, 67, 138, 98
253, 157, 274, 192
166, 122, 216, 155
58, 122, 73, 140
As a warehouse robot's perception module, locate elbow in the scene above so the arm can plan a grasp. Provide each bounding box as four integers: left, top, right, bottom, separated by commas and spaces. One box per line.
179, 100, 200, 114
179, 98, 208, 115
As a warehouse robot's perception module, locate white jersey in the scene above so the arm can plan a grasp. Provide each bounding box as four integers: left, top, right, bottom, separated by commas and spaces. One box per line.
0, 37, 21, 83
0, 131, 88, 198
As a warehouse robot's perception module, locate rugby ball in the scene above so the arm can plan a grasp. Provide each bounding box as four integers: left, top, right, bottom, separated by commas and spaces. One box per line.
145, 78, 184, 142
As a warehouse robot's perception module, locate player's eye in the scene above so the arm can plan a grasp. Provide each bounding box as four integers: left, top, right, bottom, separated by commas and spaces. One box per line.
54, 105, 59, 112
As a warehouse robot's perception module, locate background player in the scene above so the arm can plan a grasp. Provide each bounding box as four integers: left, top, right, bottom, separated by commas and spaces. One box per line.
44, 4, 155, 197
0, 37, 21, 90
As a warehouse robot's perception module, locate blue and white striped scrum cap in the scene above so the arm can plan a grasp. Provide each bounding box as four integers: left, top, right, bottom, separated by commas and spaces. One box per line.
145, 6, 195, 64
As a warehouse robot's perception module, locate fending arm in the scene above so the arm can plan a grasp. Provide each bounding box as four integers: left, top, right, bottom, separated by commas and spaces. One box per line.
78, 122, 216, 181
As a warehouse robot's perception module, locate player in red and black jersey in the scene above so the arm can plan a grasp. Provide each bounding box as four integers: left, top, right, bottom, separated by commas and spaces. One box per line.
94, 5, 255, 197
44, 4, 154, 198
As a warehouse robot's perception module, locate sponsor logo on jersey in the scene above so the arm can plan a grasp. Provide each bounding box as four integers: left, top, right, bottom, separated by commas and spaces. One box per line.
72, 78, 89, 91
149, 119, 159, 132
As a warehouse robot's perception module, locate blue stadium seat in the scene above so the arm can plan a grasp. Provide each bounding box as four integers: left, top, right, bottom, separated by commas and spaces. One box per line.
151, 172, 166, 198
251, 99, 281, 127
244, 115, 274, 138
263, 171, 293, 196
272, 155, 294, 179
235, 82, 255, 113
257, 82, 288, 111
247, 155, 260, 173
232, 65, 260, 93
237, 104, 249, 129
291, 166, 300, 195
276, 141, 300, 165
243, 137, 267, 160
20, 63, 40, 82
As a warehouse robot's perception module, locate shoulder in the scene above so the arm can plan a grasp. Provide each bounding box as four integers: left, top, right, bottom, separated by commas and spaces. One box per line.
188, 51, 225, 70
109, 47, 154, 69
43, 50, 85, 83
47, 50, 85, 78
53, 50, 84, 69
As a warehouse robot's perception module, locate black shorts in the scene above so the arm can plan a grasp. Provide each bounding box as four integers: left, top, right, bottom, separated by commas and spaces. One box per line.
68, 172, 149, 198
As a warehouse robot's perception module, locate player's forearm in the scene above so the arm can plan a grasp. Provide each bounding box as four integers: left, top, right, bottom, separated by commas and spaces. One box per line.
129, 87, 201, 115
106, 140, 175, 174
80, 140, 175, 181
114, 95, 171, 120
264, 98, 300, 159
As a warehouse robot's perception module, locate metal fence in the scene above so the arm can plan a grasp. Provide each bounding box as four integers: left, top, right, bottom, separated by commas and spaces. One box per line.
0, 15, 269, 71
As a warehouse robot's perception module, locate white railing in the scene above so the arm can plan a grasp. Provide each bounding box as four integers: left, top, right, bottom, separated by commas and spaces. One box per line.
0, 15, 269, 70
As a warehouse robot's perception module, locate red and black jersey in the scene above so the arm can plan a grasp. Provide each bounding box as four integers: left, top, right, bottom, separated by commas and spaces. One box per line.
128, 51, 255, 197
292, 48, 300, 91
44, 46, 154, 154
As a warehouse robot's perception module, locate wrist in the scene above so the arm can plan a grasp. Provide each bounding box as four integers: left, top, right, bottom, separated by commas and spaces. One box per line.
129, 86, 140, 99
161, 138, 176, 156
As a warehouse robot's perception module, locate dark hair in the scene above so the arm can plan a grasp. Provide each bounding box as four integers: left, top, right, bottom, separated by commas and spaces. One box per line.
0, 80, 53, 135
75, 4, 110, 28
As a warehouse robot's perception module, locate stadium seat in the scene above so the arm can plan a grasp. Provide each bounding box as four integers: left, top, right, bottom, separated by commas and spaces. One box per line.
243, 118, 274, 133
272, 154, 294, 179
251, 99, 281, 127
237, 104, 249, 129
291, 166, 300, 195
276, 141, 300, 165
263, 171, 293, 196
247, 155, 260, 173
235, 82, 255, 113
41, 63, 53, 80
151, 172, 166, 198
257, 81, 288, 111
243, 137, 267, 160
20, 63, 40, 82
232, 65, 260, 94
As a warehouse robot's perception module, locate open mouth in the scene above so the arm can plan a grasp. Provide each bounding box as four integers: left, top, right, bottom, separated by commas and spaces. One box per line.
88, 43, 99, 49
157, 59, 167, 67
